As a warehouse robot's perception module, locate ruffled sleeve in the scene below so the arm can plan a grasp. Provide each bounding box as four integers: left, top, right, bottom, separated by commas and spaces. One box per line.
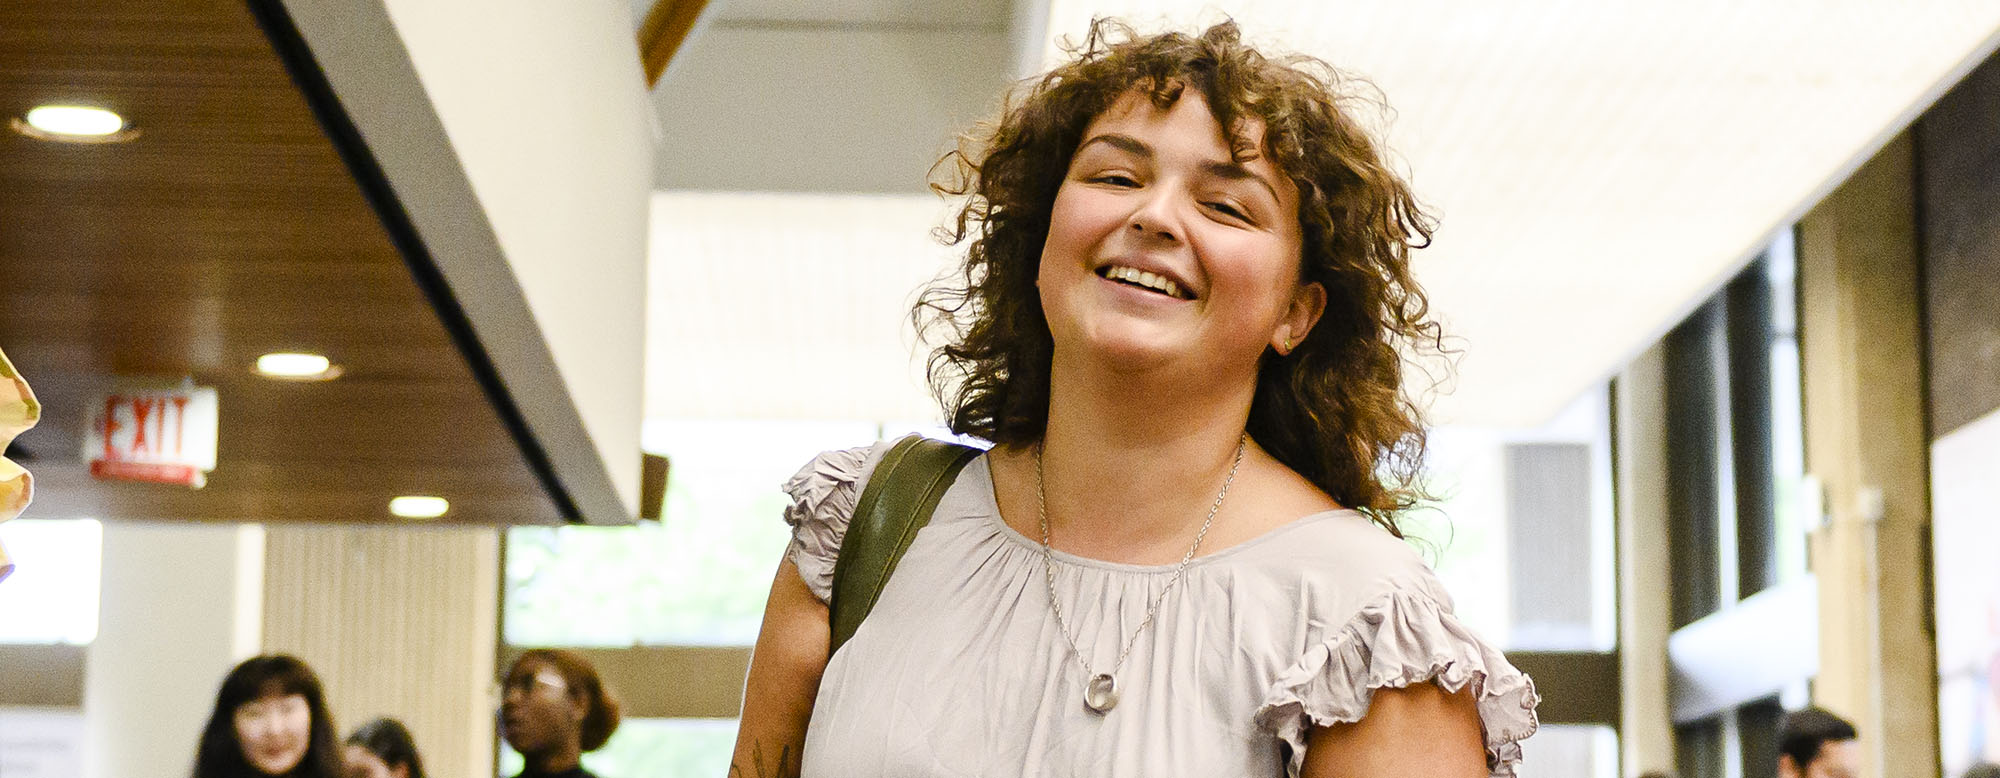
1253, 580, 1541, 777
779, 441, 894, 603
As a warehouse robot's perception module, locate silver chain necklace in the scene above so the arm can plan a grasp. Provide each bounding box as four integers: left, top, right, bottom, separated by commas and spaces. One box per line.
1035, 434, 1246, 714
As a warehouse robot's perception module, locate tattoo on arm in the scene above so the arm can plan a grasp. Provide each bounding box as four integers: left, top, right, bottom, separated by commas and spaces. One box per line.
728, 742, 801, 778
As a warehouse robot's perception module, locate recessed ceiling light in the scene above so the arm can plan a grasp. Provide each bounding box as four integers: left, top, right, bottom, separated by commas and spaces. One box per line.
11, 105, 139, 144
253, 352, 342, 381
389, 496, 449, 520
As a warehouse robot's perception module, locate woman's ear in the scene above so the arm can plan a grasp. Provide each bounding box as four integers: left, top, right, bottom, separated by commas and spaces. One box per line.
390, 763, 410, 778
1273, 281, 1328, 355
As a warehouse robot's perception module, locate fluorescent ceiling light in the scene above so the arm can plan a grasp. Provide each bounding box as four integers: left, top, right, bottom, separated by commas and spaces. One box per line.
253, 352, 341, 381
389, 496, 450, 520
12, 105, 138, 143
25, 105, 123, 136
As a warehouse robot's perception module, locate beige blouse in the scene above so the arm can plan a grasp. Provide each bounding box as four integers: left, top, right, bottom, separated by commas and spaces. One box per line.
783, 438, 1539, 777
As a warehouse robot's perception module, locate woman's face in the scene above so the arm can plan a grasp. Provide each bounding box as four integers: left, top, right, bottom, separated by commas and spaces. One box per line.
1039, 88, 1320, 379
499, 659, 582, 756
233, 693, 312, 775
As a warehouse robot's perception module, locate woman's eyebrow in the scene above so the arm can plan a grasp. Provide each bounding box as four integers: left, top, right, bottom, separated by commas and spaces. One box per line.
1076, 132, 1281, 203
1075, 133, 1151, 158
1200, 159, 1281, 204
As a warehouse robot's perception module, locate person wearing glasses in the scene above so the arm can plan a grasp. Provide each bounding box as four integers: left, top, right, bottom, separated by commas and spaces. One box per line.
498, 649, 622, 778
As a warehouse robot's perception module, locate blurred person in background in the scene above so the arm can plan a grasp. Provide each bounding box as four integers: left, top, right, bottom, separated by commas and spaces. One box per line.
192, 654, 343, 778
1778, 706, 1859, 778
1962, 763, 2000, 778
499, 649, 622, 778
343, 718, 426, 778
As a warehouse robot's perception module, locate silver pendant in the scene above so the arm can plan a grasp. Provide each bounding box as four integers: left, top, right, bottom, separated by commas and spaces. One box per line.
1083, 673, 1119, 713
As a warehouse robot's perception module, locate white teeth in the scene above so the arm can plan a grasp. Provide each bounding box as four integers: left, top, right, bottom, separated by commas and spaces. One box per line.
1103, 265, 1185, 299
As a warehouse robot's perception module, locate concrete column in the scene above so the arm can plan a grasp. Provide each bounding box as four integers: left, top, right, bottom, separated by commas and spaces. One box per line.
1617, 342, 1677, 775
82, 521, 265, 778
1796, 132, 1938, 778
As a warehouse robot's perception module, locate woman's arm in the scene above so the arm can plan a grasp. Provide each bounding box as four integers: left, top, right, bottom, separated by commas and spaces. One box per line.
728, 557, 830, 778
1300, 682, 1488, 778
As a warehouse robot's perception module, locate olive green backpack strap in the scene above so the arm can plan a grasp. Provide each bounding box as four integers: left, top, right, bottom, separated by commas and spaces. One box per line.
827, 435, 981, 658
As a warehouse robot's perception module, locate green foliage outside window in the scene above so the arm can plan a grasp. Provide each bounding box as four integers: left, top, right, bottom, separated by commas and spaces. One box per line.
504, 420, 877, 647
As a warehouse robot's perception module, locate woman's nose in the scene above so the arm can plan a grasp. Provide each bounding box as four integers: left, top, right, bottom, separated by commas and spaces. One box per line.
1127, 195, 1182, 243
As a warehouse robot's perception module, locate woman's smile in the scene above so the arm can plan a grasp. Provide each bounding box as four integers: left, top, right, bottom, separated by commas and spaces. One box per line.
1038, 89, 1307, 372
1096, 262, 1195, 300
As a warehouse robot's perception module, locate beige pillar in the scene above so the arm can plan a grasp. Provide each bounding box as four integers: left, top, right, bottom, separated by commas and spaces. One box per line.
1796, 132, 1937, 778
83, 521, 265, 778
260, 524, 502, 778
1616, 342, 1677, 775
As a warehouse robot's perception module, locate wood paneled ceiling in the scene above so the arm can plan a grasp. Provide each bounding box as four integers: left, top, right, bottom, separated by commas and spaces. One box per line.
0, 1, 565, 525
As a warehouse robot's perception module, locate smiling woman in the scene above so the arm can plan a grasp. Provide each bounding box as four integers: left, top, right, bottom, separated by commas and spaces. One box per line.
729, 18, 1537, 778
192, 655, 342, 778
920, 20, 1446, 524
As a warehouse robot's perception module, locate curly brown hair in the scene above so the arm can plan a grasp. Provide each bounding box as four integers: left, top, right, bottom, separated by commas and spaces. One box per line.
916, 18, 1444, 532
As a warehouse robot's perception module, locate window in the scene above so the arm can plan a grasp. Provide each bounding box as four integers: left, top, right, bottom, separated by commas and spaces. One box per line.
1523, 724, 1619, 778
1665, 247, 1805, 625
0, 519, 101, 645
499, 420, 881, 775
505, 420, 877, 647
0, 708, 85, 777
1677, 716, 1727, 778
1762, 232, 1808, 587
1418, 386, 1616, 651
1655, 237, 1813, 777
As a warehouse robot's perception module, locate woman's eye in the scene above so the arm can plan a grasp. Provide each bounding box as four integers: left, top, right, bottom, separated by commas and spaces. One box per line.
1206, 201, 1250, 222
1091, 174, 1138, 187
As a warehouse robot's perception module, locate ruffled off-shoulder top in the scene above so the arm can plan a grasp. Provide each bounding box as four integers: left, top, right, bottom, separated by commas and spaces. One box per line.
783, 439, 1539, 777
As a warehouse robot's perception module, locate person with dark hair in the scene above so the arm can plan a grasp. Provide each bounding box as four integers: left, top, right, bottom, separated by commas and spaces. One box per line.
732, 17, 1537, 778
193, 654, 343, 778
1777, 706, 1859, 778
343, 718, 425, 778
499, 649, 621, 778
1963, 763, 2000, 778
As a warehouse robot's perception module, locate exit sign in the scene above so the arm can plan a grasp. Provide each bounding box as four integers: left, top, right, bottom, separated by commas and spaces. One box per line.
83, 386, 219, 488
